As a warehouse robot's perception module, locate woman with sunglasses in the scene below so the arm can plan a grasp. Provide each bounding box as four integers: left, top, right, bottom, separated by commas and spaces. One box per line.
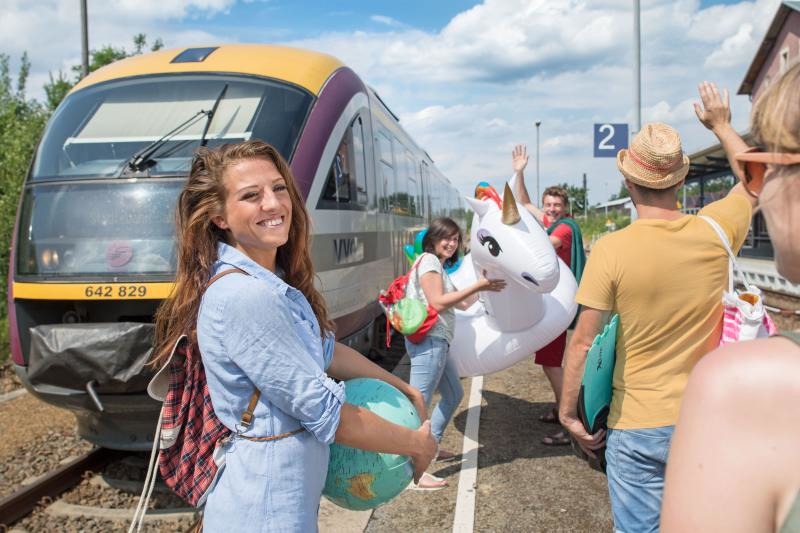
662, 68, 800, 532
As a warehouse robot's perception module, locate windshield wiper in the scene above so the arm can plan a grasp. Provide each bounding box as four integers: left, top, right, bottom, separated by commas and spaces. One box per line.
200, 84, 228, 148
123, 83, 229, 173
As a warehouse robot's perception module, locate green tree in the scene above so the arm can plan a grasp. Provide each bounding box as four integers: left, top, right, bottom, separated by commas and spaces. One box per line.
44, 34, 164, 111
0, 54, 49, 358
551, 182, 587, 216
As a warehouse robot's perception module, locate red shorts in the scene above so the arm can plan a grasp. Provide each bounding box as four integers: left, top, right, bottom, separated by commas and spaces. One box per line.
534, 331, 567, 367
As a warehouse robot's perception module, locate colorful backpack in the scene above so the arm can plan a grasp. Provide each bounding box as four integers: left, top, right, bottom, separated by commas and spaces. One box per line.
378, 256, 439, 347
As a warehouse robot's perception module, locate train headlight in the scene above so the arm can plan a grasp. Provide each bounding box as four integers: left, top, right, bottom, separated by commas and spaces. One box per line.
40, 248, 60, 269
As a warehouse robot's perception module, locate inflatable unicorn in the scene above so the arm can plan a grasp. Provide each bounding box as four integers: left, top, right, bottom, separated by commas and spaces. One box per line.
448, 183, 578, 377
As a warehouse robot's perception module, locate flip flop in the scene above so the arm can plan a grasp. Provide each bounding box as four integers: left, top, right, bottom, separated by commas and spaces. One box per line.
542, 430, 570, 446
410, 472, 448, 491
538, 406, 559, 424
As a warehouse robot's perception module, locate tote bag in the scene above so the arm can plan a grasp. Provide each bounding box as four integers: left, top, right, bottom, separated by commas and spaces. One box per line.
699, 215, 777, 344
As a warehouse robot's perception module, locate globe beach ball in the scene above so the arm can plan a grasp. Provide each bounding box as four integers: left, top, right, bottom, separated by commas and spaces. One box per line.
323, 378, 421, 510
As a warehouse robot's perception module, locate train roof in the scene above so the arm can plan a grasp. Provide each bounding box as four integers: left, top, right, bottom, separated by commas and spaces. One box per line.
70, 44, 345, 96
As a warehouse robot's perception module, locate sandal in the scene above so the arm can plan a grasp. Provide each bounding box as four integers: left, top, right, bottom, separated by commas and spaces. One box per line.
411, 472, 448, 491
542, 430, 570, 446
538, 406, 559, 424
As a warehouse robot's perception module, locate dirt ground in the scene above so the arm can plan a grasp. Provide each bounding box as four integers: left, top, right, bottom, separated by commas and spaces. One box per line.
365, 357, 612, 533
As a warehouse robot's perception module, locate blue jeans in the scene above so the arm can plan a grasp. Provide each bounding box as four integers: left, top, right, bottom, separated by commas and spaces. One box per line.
405, 335, 463, 442
605, 426, 675, 533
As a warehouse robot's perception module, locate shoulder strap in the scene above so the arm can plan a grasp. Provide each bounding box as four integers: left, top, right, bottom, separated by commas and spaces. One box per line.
207, 267, 247, 287
205, 266, 260, 430
699, 215, 736, 293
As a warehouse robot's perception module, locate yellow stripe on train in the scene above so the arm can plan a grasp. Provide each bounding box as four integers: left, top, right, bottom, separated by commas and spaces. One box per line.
70, 44, 344, 96
12, 282, 174, 300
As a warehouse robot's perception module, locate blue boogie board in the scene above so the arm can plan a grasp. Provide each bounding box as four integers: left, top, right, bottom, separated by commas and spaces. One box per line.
572, 314, 619, 474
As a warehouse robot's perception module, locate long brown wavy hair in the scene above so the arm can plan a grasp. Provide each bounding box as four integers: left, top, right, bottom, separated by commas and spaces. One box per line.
152, 140, 333, 367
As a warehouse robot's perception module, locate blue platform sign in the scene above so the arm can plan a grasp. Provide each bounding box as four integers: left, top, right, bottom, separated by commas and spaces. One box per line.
593, 123, 629, 158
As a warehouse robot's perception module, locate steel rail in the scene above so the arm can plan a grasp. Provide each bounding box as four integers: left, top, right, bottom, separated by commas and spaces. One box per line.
0, 447, 121, 527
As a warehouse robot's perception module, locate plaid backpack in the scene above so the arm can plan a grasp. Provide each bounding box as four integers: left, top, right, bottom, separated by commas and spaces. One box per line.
130, 269, 303, 532
156, 334, 260, 506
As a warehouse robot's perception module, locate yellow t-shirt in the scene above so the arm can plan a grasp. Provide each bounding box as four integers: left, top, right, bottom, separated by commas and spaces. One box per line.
576, 194, 752, 429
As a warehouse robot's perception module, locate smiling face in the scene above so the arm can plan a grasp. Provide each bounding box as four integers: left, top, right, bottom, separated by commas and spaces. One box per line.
434, 232, 460, 261
212, 157, 292, 271
542, 194, 565, 221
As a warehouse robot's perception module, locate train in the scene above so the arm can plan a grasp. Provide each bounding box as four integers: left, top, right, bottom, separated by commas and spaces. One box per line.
7, 44, 466, 450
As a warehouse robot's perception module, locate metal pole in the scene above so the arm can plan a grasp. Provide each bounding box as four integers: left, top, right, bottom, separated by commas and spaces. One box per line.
583, 172, 588, 218
80, 0, 89, 78
633, 0, 641, 134
535, 121, 541, 203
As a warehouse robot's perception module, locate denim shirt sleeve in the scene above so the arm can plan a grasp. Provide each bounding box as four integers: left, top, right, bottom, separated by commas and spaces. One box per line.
322, 332, 336, 370
221, 279, 344, 444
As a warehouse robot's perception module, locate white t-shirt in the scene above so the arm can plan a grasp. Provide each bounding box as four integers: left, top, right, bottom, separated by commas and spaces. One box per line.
404, 252, 456, 343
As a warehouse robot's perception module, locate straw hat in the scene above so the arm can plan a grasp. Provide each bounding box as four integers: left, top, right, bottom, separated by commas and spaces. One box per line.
616, 123, 690, 189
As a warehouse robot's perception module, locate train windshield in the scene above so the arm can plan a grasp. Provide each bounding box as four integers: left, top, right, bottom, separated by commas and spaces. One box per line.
31, 74, 313, 180
15, 180, 183, 279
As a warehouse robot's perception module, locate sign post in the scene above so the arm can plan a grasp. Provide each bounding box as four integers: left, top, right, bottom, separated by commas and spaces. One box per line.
593, 123, 629, 158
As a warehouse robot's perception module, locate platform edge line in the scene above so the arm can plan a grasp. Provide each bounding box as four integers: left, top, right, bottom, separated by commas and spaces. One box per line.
452, 375, 483, 533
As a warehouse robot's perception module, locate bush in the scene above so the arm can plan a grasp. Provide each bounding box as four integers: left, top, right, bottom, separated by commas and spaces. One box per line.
0, 54, 48, 359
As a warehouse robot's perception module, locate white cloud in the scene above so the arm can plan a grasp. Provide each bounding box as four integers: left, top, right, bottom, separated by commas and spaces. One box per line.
370, 15, 404, 27
3, 0, 784, 204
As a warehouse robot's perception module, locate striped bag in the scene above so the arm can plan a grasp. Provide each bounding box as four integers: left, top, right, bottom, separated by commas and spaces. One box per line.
700, 216, 777, 345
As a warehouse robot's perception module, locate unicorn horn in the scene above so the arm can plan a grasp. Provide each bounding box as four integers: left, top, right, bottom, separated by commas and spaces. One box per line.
502, 183, 521, 225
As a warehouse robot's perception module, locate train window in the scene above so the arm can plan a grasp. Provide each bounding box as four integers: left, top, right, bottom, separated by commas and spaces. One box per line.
15, 180, 183, 279
352, 118, 368, 206
406, 153, 419, 216
318, 116, 370, 210
378, 132, 393, 165
377, 130, 395, 213
379, 161, 395, 213
391, 142, 408, 214
31, 74, 313, 180
321, 137, 352, 203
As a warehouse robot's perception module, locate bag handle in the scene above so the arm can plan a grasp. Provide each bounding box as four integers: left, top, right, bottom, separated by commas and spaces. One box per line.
699, 215, 736, 293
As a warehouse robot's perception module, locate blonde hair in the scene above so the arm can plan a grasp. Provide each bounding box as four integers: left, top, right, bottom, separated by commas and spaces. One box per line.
152, 140, 333, 366
752, 61, 800, 154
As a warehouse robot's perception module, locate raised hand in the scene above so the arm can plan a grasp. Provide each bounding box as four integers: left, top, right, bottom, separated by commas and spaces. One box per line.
512, 144, 529, 175
694, 81, 731, 133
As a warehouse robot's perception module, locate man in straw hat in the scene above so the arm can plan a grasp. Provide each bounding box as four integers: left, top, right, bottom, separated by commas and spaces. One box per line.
560, 84, 757, 532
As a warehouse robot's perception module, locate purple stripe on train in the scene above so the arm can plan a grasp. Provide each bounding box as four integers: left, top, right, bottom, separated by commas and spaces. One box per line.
290, 67, 366, 200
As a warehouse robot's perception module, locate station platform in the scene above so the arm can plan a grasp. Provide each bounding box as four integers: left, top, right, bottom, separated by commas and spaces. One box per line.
735, 256, 800, 298
319, 354, 612, 532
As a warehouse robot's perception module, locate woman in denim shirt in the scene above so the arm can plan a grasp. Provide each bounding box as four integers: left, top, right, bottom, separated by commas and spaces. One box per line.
152, 141, 435, 532
404, 218, 505, 489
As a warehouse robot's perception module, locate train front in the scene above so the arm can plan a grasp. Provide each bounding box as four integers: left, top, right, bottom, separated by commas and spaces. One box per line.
7, 56, 315, 449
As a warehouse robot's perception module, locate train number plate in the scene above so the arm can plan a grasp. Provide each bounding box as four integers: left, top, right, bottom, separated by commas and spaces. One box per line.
84, 285, 148, 298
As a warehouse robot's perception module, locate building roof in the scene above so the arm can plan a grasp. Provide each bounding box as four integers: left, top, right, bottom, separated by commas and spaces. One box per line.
686, 131, 753, 182
738, 1, 800, 95
70, 44, 345, 96
594, 197, 633, 209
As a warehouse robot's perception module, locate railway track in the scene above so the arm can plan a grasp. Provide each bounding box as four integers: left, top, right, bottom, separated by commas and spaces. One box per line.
1, 448, 198, 532
0, 447, 120, 527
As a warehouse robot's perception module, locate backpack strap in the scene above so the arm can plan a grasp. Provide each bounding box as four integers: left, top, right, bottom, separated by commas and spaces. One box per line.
206, 267, 261, 432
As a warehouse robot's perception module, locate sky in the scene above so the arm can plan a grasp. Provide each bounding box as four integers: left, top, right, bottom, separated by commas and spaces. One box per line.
0, 0, 783, 204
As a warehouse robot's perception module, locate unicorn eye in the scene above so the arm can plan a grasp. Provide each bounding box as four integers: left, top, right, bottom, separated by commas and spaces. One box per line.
478, 234, 502, 257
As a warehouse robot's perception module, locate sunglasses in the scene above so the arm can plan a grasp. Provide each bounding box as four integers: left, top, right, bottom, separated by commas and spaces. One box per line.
734, 146, 800, 197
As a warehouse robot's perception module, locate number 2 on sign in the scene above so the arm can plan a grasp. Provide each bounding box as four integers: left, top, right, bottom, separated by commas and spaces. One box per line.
598, 124, 615, 150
